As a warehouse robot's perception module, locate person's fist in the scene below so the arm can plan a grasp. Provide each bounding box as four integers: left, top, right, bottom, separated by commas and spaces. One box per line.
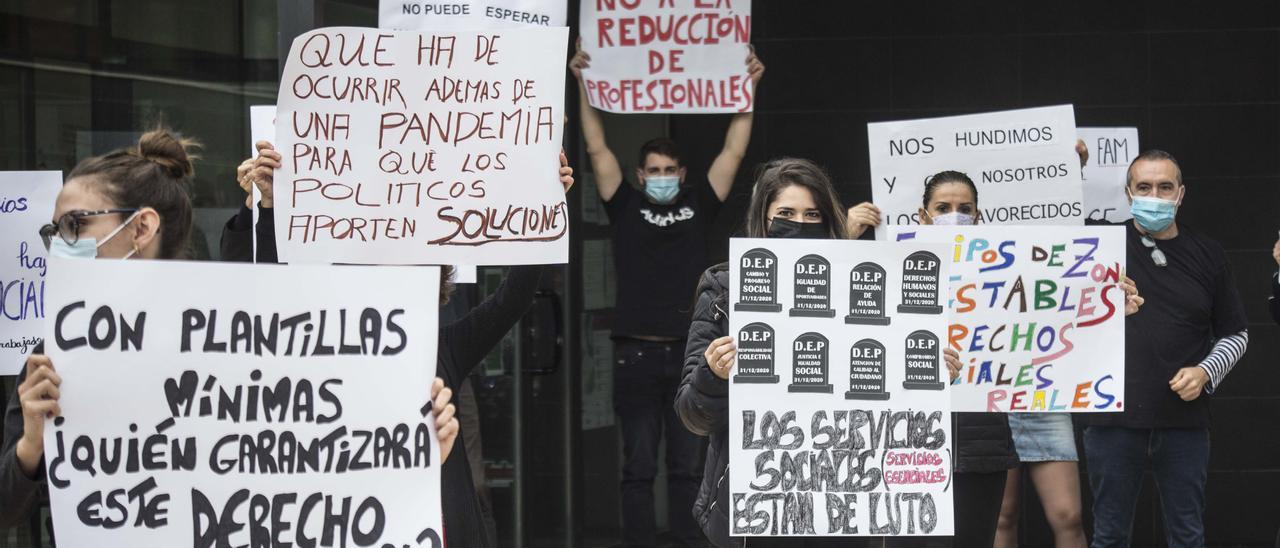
249, 141, 280, 209
569, 37, 591, 80
1169, 367, 1209, 401
943, 348, 961, 382
704, 335, 737, 380
845, 202, 882, 239
1076, 139, 1089, 168
746, 44, 765, 86
236, 159, 255, 208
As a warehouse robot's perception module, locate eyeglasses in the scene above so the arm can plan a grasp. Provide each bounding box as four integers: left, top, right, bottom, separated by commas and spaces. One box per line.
1140, 235, 1167, 267
39, 209, 138, 249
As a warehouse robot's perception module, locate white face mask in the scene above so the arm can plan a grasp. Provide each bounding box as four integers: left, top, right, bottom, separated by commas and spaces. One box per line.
928, 211, 976, 226
48, 211, 140, 260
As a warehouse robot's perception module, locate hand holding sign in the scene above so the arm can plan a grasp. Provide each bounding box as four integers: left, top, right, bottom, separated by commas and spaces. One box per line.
845, 202, 882, 239
15, 353, 60, 477
704, 335, 737, 380
247, 141, 280, 209
430, 377, 458, 463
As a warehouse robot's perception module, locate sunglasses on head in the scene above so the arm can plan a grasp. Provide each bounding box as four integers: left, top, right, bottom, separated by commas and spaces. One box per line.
38, 209, 138, 250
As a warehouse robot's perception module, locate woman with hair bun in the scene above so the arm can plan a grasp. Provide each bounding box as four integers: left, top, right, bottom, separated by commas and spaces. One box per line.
0, 128, 463, 533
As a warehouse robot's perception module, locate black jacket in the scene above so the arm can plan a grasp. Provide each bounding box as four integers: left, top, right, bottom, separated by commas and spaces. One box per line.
1271, 272, 1280, 325
674, 264, 1018, 546
674, 264, 734, 547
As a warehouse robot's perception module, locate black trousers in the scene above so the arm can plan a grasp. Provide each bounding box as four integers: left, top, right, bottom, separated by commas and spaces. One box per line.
615, 338, 706, 547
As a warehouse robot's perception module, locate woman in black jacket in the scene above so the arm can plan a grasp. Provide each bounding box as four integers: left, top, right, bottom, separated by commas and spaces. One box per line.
676, 158, 853, 547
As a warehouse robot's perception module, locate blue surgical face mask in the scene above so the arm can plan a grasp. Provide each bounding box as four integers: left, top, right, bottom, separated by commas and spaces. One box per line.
928, 212, 976, 226
1130, 194, 1179, 233
643, 176, 680, 205
48, 212, 140, 260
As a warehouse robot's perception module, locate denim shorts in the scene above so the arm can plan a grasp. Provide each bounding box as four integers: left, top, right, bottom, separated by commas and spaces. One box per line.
1008, 413, 1078, 462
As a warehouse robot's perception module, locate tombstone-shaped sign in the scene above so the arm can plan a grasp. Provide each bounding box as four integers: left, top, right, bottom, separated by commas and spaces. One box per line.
845, 339, 889, 400
788, 332, 832, 393
735, 248, 782, 313
734, 322, 779, 384
897, 250, 943, 315
845, 262, 890, 326
902, 330, 944, 391
789, 254, 836, 318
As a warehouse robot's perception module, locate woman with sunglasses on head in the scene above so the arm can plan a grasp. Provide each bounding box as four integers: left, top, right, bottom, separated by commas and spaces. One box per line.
0, 129, 463, 532
847, 169, 1143, 548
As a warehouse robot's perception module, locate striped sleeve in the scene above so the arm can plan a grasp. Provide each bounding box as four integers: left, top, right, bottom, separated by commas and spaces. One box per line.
1197, 330, 1249, 393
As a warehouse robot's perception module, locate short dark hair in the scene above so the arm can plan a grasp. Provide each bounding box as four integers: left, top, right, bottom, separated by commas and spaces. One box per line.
744, 158, 848, 240
67, 128, 196, 259
923, 170, 978, 208
1126, 149, 1183, 186
638, 137, 682, 168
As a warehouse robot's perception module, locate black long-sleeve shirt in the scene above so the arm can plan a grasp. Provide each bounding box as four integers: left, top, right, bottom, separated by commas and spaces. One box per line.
0, 265, 544, 547
219, 203, 277, 263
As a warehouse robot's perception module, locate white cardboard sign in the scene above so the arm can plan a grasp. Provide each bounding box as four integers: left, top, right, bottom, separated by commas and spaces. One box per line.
274, 27, 569, 265
380, 0, 566, 30
1079, 127, 1139, 223
893, 225, 1127, 413
43, 258, 443, 546
729, 238, 954, 537
579, 0, 753, 114
868, 105, 1084, 240
0, 171, 60, 371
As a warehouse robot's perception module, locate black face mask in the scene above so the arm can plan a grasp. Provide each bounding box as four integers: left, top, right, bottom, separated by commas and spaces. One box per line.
766, 217, 830, 239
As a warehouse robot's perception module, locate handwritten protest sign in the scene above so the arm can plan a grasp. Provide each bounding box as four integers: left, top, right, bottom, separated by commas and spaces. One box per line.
43, 258, 443, 546
1079, 127, 1139, 223
380, 0, 566, 30
274, 27, 569, 265
250, 105, 476, 281
730, 238, 954, 537
1, 171, 60, 371
893, 225, 1126, 413
579, 0, 753, 114
867, 105, 1084, 240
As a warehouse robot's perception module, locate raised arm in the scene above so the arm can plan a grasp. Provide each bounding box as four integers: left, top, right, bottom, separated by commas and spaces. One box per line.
570, 38, 624, 201
440, 264, 546, 381
707, 45, 765, 201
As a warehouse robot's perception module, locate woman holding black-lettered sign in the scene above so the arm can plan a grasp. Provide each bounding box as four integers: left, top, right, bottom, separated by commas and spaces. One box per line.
677, 158, 854, 547
0, 130, 462, 540
847, 165, 1143, 548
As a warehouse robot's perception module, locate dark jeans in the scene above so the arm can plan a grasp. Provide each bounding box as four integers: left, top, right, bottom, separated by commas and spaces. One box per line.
615, 338, 705, 547
1084, 426, 1210, 548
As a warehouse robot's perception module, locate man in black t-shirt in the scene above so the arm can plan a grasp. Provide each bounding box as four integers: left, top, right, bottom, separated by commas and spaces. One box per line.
570, 41, 764, 547
1085, 150, 1248, 548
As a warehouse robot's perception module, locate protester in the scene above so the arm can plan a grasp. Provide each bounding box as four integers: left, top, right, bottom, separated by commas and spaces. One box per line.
993, 141, 1093, 548
220, 140, 279, 262
237, 142, 575, 547
0, 130, 464, 537
676, 157, 848, 548
845, 170, 1142, 547
570, 37, 764, 547
1084, 150, 1248, 548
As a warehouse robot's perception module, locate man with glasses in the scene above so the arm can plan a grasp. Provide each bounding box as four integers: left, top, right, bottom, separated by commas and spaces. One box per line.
1084, 150, 1248, 547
